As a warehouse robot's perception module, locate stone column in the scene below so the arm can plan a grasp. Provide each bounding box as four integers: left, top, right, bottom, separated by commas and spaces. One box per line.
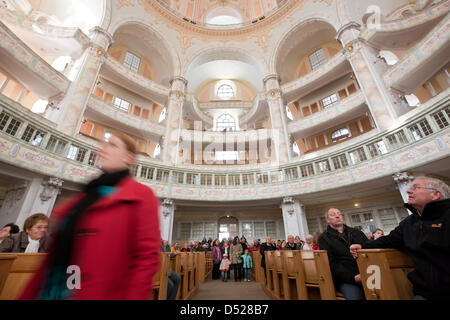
263, 75, 291, 165
337, 23, 399, 130
280, 197, 309, 240
161, 77, 187, 166
0, 177, 63, 230
160, 198, 175, 243
392, 172, 414, 215
47, 26, 113, 136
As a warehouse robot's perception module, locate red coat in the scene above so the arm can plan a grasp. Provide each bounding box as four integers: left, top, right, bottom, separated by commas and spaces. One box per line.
20, 177, 161, 300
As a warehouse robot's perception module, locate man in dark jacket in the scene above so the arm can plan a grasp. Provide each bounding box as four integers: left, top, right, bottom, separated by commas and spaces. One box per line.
318, 207, 367, 300
283, 235, 301, 250
351, 176, 450, 300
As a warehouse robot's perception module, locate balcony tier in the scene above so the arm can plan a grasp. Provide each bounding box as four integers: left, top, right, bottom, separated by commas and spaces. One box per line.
383, 14, 450, 93
0, 21, 69, 98
288, 91, 366, 139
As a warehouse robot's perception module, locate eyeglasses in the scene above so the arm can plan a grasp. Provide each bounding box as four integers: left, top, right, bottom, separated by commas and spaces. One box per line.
408, 185, 437, 191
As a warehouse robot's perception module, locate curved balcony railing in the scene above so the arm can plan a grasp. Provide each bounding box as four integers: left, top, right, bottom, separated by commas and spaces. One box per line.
154, 0, 289, 30
239, 93, 265, 125
287, 91, 366, 137
86, 95, 165, 138
101, 56, 170, 105
179, 128, 273, 146
383, 14, 450, 93
280, 51, 350, 102
188, 95, 214, 126
1, 89, 448, 201
199, 100, 254, 109
0, 21, 70, 97
360, 1, 449, 40
0, 7, 90, 46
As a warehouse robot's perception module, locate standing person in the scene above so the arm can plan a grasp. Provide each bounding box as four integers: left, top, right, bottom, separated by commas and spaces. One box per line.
303, 234, 314, 250
220, 254, 231, 282
351, 176, 450, 300
0, 214, 50, 253
318, 207, 367, 300
240, 236, 248, 251
239, 249, 253, 282
249, 239, 260, 252
162, 240, 171, 252
259, 236, 276, 280
19, 133, 161, 300
312, 231, 320, 250
171, 242, 181, 253
212, 239, 222, 280
221, 240, 231, 279
230, 236, 243, 282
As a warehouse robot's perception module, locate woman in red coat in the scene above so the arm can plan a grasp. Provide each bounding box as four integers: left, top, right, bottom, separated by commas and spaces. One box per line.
20, 133, 161, 300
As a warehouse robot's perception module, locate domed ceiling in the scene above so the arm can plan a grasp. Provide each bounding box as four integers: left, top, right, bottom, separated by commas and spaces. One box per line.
157, 0, 287, 27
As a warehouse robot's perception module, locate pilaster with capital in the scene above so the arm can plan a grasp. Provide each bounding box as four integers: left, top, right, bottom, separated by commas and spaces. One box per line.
263, 75, 291, 165
160, 198, 175, 243
392, 172, 414, 215
337, 23, 397, 131
52, 26, 113, 136
280, 197, 309, 240
162, 77, 187, 166
0, 177, 64, 229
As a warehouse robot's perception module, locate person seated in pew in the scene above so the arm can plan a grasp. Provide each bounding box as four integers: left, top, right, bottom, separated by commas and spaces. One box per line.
294, 235, 304, 249
312, 232, 320, 250
350, 176, 450, 300
0, 223, 20, 245
164, 249, 181, 300
18, 133, 161, 300
192, 240, 206, 252
0, 214, 50, 253
318, 207, 368, 300
171, 242, 181, 253
371, 228, 384, 240
284, 235, 302, 250
303, 234, 314, 250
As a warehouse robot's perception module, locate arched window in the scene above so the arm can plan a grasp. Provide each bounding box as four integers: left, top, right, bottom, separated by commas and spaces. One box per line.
158, 108, 166, 123
217, 84, 234, 100
216, 114, 236, 131
286, 106, 294, 120
331, 128, 351, 142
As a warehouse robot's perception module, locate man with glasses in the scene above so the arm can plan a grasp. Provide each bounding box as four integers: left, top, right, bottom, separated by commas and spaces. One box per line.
350, 176, 450, 300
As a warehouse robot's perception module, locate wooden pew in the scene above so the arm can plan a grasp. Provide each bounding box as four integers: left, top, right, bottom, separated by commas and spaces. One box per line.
178, 252, 189, 299
250, 251, 264, 284
264, 251, 275, 291
150, 252, 170, 300
0, 253, 46, 300
196, 252, 206, 284
205, 251, 213, 278
280, 251, 308, 300
271, 250, 284, 299
356, 249, 414, 300
0, 254, 17, 296
313, 250, 344, 300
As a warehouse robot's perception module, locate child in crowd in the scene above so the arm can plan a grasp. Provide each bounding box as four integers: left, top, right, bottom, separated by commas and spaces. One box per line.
238, 249, 253, 282
220, 254, 231, 282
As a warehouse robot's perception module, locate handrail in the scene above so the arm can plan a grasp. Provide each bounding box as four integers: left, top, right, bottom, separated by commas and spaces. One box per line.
0, 89, 448, 189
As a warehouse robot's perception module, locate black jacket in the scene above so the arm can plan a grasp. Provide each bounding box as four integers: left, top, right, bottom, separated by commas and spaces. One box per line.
259, 242, 276, 268
363, 199, 450, 299
318, 225, 368, 285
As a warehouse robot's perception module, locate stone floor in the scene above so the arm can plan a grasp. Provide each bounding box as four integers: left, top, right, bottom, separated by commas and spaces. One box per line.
191, 272, 271, 300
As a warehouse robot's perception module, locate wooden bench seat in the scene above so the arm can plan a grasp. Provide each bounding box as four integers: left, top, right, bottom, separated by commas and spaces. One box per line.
356, 249, 414, 300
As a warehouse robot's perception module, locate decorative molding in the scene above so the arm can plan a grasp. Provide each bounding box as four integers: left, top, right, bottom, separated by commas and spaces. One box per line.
40, 177, 63, 202
161, 198, 175, 217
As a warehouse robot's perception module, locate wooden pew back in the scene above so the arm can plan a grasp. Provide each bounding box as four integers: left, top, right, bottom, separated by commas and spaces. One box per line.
0, 253, 46, 300
356, 249, 414, 300
281, 251, 308, 300
150, 252, 170, 300
0, 254, 17, 296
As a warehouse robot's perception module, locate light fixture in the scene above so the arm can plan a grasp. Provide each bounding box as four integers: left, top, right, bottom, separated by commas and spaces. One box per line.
354, 203, 359, 207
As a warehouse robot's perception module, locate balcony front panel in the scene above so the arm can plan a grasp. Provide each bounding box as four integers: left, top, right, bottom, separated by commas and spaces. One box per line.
179, 128, 272, 146
199, 101, 254, 109
87, 95, 165, 138
101, 56, 170, 105
0, 22, 70, 97
288, 91, 366, 137
360, 1, 449, 48
280, 51, 350, 102
383, 15, 450, 93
